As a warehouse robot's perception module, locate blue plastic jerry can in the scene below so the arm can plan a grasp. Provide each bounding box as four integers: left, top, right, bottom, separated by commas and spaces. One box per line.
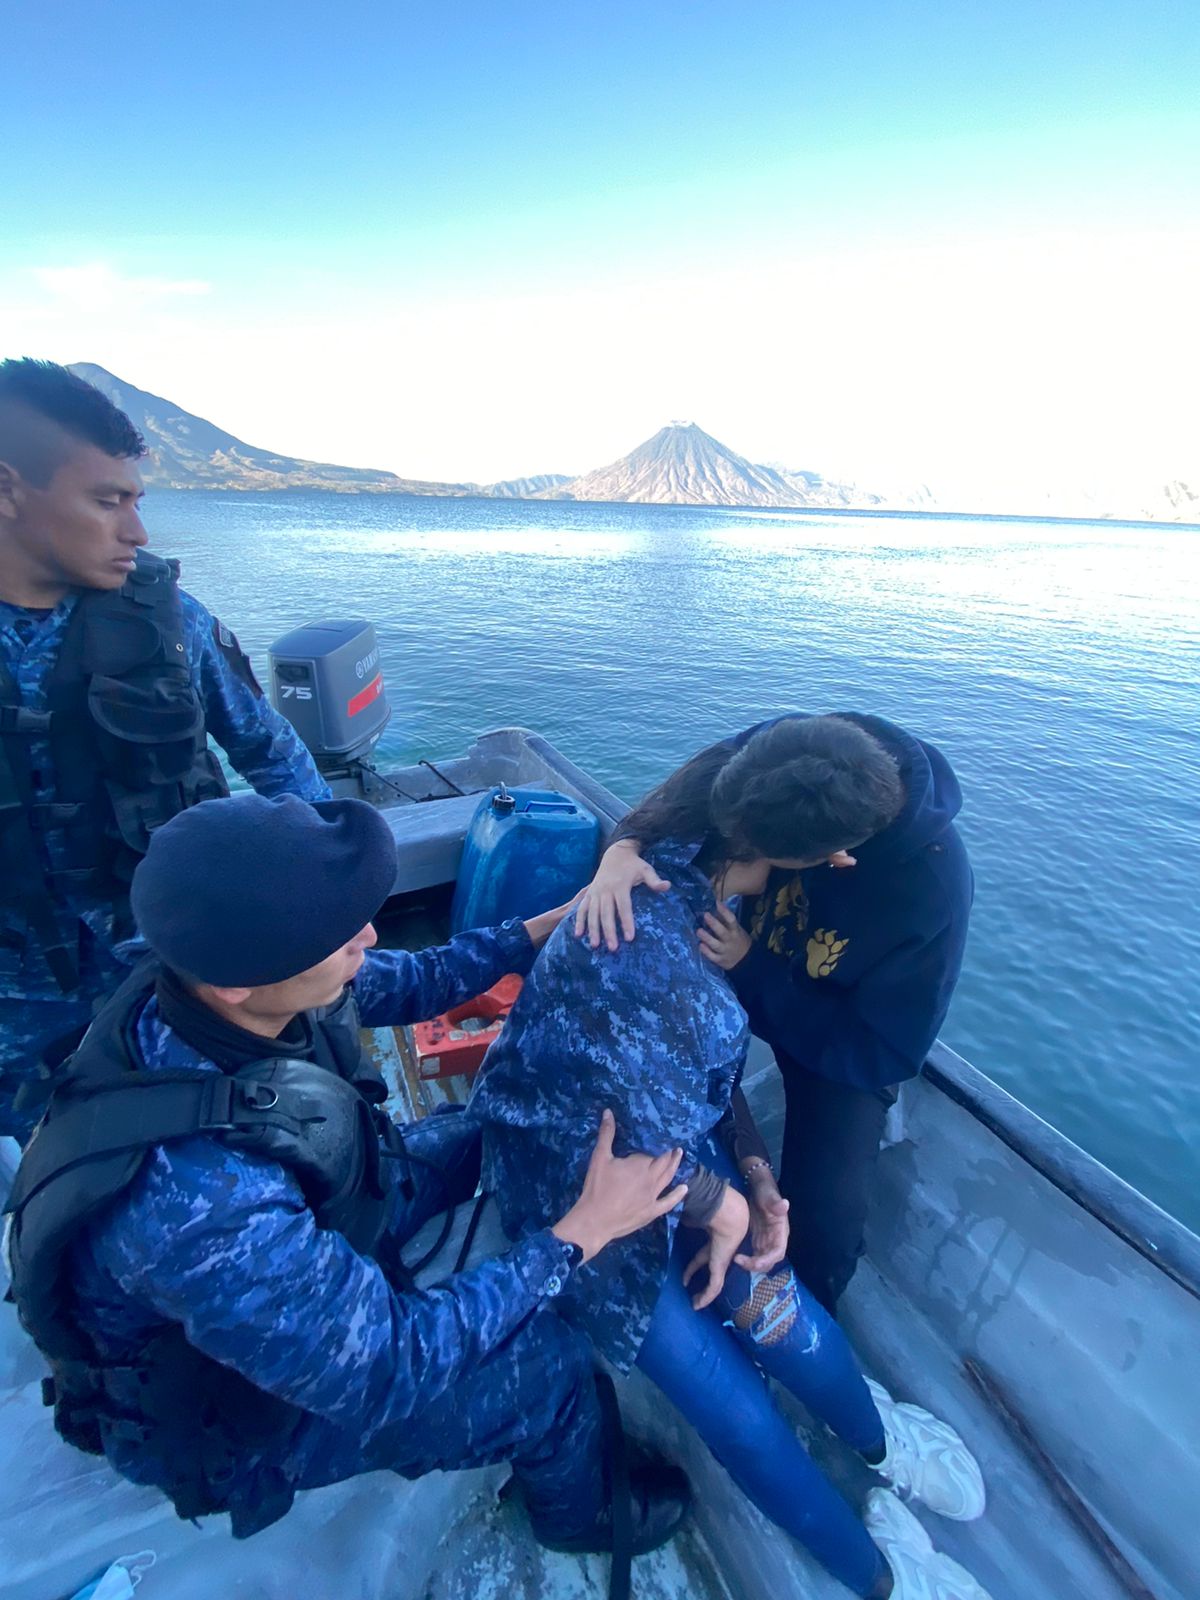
450, 785, 600, 934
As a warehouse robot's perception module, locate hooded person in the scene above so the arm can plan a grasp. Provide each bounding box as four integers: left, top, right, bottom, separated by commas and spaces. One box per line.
574, 713, 974, 1314
3, 791, 691, 1554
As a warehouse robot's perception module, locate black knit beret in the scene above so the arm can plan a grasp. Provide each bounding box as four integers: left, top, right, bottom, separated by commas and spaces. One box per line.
130, 793, 397, 985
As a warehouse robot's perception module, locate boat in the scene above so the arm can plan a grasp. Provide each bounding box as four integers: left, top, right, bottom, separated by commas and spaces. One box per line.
2, 725, 1197, 1600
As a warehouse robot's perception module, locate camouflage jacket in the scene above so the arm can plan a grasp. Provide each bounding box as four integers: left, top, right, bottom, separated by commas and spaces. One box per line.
0, 586, 331, 1001
472, 839, 750, 1371
68, 923, 578, 1499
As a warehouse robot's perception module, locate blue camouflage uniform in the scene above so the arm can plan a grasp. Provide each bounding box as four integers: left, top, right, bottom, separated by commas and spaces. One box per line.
469, 845, 897, 1597
0, 587, 331, 1138
472, 839, 750, 1371
69, 923, 603, 1536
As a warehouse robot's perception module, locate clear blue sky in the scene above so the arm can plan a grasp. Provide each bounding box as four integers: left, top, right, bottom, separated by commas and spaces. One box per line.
4, 1, 1198, 490
7, 2, 1197, 267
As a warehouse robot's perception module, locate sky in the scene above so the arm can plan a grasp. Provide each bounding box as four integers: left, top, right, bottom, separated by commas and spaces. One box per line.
3, 0, 1199, 495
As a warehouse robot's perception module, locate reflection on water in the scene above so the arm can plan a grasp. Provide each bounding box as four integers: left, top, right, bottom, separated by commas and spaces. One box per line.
147, 491, 1200, 1230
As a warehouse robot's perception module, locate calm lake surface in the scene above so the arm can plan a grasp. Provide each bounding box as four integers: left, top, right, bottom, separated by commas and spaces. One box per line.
144, 490, 1200, 1230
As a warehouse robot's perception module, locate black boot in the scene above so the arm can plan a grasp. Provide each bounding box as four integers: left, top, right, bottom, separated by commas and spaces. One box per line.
533, 1455, 691, 1557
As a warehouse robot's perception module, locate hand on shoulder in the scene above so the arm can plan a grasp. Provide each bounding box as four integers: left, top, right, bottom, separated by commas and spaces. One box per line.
573, 839, 672, 953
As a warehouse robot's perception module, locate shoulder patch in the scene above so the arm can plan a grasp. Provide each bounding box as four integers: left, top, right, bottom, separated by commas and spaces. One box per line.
212, 617, 263, 694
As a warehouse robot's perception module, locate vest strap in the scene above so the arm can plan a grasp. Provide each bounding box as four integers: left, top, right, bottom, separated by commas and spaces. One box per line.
4, 1071, 313, 1220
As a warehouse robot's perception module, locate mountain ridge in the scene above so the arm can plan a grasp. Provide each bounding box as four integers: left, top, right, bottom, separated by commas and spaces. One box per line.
535, 421, 902, 510
69, 364, 461, 495
63, 364, 1195, 521
71, 364, 577, 500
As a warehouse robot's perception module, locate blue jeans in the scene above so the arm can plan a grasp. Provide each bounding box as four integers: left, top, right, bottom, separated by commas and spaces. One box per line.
636, 1142, 888, 1596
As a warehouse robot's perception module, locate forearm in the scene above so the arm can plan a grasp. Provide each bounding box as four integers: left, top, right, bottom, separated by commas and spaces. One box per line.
164, 1214, 573, 1433
678, 1163, 728, 1228
715, 1087, 771, 1170
224, 724, 332, 801
192, 609, 331, 800
353, 922, 535, 1026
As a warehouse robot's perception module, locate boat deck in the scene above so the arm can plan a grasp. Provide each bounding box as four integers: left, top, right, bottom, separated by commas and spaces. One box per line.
355, 911, 1185, 1600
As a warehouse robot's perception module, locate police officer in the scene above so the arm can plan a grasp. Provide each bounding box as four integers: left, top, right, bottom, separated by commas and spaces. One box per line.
4, 792, 691, 1553
0, 359, 331, 1138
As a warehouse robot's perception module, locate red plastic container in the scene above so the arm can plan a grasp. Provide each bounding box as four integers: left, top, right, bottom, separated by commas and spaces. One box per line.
410, 975, 524, 1080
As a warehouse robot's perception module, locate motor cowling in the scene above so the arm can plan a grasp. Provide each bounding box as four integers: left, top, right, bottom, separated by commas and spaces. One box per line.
268, 619, 391, 772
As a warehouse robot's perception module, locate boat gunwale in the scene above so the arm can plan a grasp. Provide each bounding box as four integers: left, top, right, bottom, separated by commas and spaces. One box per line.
922, 1039, 1200, 1302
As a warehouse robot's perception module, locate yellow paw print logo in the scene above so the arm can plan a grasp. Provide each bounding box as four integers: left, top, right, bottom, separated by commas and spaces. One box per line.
750, 876, 809, 957
806, 928, 848, 979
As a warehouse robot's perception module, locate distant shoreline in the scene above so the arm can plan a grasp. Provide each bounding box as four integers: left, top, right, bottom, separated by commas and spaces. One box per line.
139, 486, 1200, 534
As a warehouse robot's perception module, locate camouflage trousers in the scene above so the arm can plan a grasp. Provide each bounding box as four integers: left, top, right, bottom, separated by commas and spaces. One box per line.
292, 1301, 606, 1534
0, 988, 106, 1142
289, 1111, 606, 1537
0, 919, 130, 1142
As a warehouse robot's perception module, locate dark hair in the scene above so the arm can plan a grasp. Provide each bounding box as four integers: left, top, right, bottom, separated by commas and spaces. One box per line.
0, 359, 145, 486
712, 717, 904, 860
616, 736, 749, 864
619, 715, 904, 865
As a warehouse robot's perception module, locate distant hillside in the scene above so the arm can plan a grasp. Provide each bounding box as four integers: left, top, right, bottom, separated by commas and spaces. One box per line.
536, 422, 886, 509
68, 364, 475, 495
484, 473, 572, 498
539, 422, 805, 507
1018, 478, 1200, 524
1152, 480, 1198, 520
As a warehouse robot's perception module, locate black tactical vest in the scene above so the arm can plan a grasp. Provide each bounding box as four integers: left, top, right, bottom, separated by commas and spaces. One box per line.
3, 960, 406, 1538
0, 552, 229, 992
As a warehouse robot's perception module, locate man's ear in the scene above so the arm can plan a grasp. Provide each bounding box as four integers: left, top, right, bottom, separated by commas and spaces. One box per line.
0, 461, 23, 522
205, 983, 254, 1007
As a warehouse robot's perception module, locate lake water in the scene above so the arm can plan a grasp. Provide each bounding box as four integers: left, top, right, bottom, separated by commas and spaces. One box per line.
143, 490, 1200, 1231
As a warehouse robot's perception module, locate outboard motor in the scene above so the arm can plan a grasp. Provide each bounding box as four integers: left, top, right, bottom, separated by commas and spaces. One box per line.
268, 619, 391, 793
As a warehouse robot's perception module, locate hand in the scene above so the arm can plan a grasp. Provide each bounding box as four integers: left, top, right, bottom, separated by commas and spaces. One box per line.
697, 901, 752, 970
682, 1185, 750, 1310
734, 1172, 790, 1273
573, 839, 671, 952
524, 891, 584, 950
552, 1109, 688, 1263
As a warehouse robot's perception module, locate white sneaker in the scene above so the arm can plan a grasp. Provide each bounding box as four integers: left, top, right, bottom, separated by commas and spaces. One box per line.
866, 1377, 987, 1521
863, 1489, 993, 1600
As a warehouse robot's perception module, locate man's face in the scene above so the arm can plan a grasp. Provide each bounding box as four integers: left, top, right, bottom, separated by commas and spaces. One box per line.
0, 443, 148, 592
255, 922, 379, 1015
